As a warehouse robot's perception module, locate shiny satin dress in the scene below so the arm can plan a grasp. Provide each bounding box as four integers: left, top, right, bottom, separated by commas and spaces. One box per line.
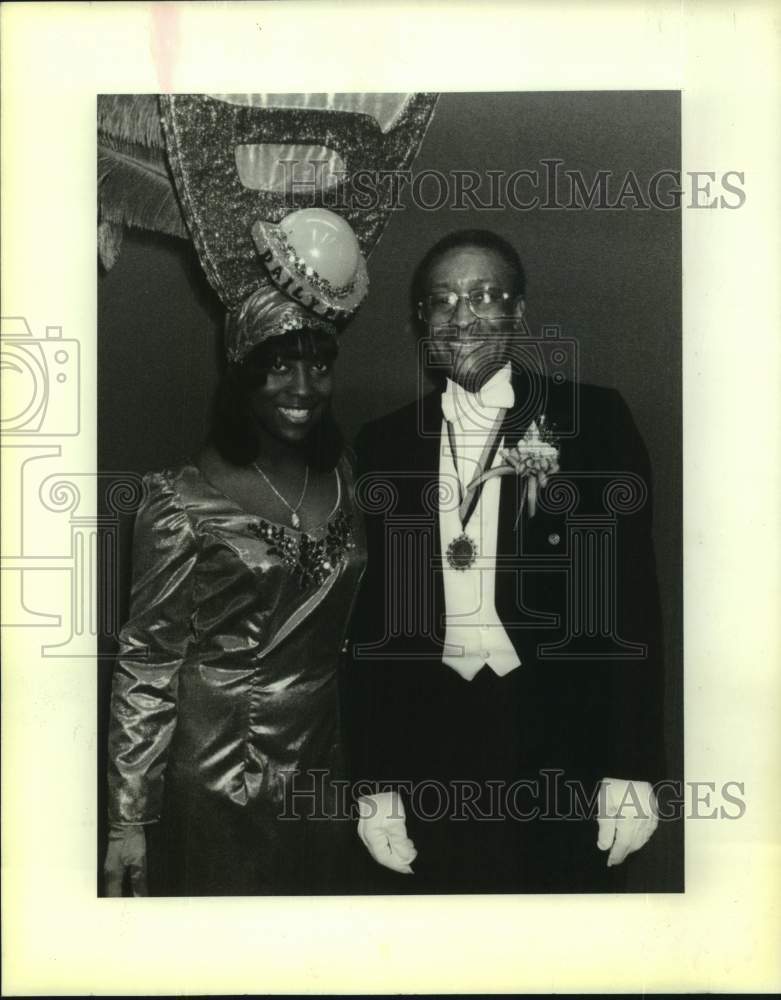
107, 457, 366, 895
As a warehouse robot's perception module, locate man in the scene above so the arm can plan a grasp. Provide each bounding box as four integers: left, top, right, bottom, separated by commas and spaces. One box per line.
344, 229, 665, 893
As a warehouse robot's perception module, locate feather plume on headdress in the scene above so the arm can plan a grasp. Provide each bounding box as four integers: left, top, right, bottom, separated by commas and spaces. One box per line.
97, 95, 187, 270
96, 93, 439, 289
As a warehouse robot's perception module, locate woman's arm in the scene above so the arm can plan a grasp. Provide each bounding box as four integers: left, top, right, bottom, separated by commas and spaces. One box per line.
105, 471, 199, 891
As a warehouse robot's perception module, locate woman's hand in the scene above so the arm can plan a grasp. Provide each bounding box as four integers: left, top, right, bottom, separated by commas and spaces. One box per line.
103, 824, 149, 896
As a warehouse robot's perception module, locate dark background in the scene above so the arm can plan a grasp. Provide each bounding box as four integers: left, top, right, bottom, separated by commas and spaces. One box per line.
98, 91, 682, 891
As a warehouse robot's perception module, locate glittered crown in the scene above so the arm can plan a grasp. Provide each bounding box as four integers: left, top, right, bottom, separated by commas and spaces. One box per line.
225, 284, 338, 365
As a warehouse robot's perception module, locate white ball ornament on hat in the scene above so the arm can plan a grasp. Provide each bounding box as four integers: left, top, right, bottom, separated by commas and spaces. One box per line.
251, 207, 369, 321
279, 208, 362, 288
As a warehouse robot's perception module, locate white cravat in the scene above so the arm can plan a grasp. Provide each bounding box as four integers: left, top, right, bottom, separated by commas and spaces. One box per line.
440, 365, 515, 424
439, 364, 522, 681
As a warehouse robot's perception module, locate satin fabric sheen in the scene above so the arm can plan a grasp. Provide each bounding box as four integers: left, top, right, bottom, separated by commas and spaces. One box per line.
107, 459, 366, 894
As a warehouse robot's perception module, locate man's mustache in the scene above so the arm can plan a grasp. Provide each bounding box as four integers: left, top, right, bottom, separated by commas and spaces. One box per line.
426, 316, 529, 341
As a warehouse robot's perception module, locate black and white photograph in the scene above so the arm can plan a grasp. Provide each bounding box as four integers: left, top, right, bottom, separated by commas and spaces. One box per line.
2, 3, 779, 995
97, 90, 683, 897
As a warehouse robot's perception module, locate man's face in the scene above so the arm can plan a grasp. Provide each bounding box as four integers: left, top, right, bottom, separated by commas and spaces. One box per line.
421, 245, 525, 391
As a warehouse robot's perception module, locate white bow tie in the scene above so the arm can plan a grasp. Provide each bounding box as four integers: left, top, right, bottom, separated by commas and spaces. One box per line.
441, 377, 515, 425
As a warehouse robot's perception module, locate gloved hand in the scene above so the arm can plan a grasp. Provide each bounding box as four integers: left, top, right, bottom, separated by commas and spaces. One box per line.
103, 823, 149, 896
596, 777, 659, 866
357, 791, 417, 875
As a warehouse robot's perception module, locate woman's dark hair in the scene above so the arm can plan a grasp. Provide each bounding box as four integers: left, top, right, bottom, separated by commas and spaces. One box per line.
210, 328, 343, 471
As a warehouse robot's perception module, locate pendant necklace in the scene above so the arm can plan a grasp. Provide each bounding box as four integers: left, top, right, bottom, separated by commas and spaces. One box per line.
445, 409, 506, 571
252, 460, 309, 529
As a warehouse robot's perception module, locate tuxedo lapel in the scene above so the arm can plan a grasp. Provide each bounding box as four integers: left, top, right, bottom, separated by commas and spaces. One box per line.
399, 390, 446, 646
386, 389, 442, 508
497, 369, 538, 547
395, 388, 442, 471
422, 391, 446, 638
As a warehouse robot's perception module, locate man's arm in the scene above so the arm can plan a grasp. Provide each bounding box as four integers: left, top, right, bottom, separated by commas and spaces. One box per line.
603, 387, 666, 785
594, 388, 667, 864
342, 421, 418, 874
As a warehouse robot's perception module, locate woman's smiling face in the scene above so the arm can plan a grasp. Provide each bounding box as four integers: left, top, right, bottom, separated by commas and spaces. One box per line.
247, 333, 335, 448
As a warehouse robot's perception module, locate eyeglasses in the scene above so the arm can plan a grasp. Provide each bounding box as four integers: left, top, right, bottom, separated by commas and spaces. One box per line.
419, 287, 518, 323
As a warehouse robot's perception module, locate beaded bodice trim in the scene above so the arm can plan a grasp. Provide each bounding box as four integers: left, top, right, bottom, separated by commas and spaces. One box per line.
248, 508, 356, 589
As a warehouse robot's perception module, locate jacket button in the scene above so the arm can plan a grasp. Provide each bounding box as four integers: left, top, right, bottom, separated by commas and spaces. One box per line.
548, 533, 560, 545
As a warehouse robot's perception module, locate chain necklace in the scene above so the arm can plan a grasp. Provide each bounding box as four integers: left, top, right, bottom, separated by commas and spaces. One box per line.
252, 460, 309, 529
444, 408, 506, 571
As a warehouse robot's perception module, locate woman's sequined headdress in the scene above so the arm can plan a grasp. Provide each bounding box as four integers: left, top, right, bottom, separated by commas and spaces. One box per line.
98, 93, 439, 356
225, 285, 338, 365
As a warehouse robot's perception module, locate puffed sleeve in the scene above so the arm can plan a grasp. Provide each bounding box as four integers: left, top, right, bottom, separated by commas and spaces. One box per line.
107, 470, 199, 824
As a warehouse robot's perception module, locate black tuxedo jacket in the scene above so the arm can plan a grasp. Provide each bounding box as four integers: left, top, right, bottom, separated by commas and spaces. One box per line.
344, 372, 666, 813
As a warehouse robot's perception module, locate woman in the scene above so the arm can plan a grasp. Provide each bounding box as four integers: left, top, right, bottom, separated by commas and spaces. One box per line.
104, 286, 366, 895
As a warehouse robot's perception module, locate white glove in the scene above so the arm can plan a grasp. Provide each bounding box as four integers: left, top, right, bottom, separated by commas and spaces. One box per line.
357, 791, 417, 875
596, 777, 659, 866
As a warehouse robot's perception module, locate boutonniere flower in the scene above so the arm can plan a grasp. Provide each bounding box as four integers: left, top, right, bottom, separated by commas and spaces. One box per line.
470, 415, 560, 518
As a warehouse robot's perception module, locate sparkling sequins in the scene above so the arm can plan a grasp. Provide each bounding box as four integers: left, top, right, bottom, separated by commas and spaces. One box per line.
159, 94, 439, 309
249, 510, 356, 589
275, 229, 357, 300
